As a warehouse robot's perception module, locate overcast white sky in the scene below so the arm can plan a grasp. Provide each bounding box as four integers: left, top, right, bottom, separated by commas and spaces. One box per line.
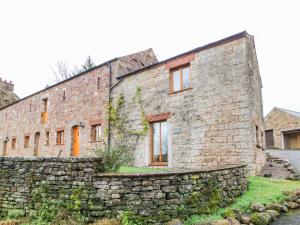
0, 0, 299, 115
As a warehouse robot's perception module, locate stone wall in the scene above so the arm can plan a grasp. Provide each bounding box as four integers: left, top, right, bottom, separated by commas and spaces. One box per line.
111, 34, 265, 175
265, 108, 300, 149
0, 157, 247, 223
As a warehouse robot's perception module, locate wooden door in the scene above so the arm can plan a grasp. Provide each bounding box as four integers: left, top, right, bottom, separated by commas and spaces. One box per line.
72, 126, 80, 157
34, 132, 40, 156
265, 130, 274, 148
3, 141, 8, 156
289, 133, 300, 149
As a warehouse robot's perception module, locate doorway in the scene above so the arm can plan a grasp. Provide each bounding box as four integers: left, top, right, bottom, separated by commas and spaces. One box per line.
72, 126, 80, 157
3, 141, 8, 156
34, 132, 40, 156
284, 131, 300, 149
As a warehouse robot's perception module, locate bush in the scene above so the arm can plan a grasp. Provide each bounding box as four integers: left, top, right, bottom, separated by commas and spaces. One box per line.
95, 144, 133, 172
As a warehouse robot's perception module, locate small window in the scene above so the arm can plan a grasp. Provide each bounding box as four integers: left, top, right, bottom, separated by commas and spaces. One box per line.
170, 65, 191, 93
97, 77, 100, 89
56, 130, 64, 145
256, 125, 261, 148
150, 121, 168, 165
45, 131, 50, 146
24, 136, 30, 148
91, 124, 102, 142
11, 138, 16, 149
63, 90, 66, 101
42, 98, 48, 112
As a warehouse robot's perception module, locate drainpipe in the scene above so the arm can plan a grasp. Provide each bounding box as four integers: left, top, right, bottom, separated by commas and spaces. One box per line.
107, 62, 124, 150
107, 63, 112, 150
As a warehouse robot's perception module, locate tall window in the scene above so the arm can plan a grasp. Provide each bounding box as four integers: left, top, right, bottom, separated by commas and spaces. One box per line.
170, 65, 191, 93
91, 124, 102, 142
45, 131, 50, 146
11, 138, 16, 149
63, 90, 66, 101
42, 98, 48, 112
97, 77, 101, 89
41, 98, 48, 123
56, 130, 64, 145
150, 121, 168, 165
24, 136, 30, 148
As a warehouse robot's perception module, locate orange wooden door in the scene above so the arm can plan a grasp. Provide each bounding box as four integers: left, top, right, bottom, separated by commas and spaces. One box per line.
72, 127, 80, 157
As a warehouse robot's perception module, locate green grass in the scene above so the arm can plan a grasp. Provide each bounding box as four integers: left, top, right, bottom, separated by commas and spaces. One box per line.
185, 176, 300, 225
118, 166, 169, 173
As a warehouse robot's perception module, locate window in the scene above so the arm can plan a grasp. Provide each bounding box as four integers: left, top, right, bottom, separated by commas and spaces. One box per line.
91, 124, 102, 142
97, 77, 100, 89
11, 138, 16, 149
56, 130, 64, 145
150, 121, 168, 165
24, 136, 30, 148
170, 65, 191, 93
42, 98, 48, 112
63, 90, 66, 101
256, 125, 261, 148
41, 98, 48, 123
45, 131, 50, 146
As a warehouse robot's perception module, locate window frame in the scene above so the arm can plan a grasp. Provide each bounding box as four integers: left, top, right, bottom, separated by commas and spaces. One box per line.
45, 131, 50, 146
24, 136, 30, 148
56, 130, 65, 145
149, 120, 168, 166
169, 64, 191, 94
91, 124, 102, 143
11, 138, 16, 150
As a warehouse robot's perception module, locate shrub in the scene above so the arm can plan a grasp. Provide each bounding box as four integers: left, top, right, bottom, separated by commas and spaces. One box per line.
222, 208, 235, 218
95, 144, 133, 172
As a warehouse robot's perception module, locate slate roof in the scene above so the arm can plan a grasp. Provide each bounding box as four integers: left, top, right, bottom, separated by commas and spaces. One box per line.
274, 107, 300, 118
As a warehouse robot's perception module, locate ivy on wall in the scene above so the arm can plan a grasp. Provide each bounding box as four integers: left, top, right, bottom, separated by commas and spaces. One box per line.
106, 86, 149, 142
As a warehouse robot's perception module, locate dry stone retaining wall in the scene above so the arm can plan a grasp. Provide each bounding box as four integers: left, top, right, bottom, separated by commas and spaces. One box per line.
0, 157, 247, 223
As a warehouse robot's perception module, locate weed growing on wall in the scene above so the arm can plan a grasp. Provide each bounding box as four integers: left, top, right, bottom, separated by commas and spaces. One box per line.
28, 183, 88, 225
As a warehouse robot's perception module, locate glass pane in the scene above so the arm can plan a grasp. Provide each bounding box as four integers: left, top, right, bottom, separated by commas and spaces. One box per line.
96, 125, 101, 140
161, 121, 168, 162
153, 123, 160, 162
182, 67, 190, 89
172, 70, 181, 92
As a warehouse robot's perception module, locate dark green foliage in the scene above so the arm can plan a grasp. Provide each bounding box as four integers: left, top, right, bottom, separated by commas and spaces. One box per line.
28, 184, 88, 225
95, 144, 133, 172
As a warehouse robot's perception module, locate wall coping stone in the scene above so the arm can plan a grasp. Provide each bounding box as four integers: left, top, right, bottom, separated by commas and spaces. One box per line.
0, 157, 103, 163
95, 164, 247, 177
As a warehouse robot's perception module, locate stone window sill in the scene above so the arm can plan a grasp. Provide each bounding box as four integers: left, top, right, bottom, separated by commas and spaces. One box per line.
149, 162, 168, 167
169, 87, 193, 95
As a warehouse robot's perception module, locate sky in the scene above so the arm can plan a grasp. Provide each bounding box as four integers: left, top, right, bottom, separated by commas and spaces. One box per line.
0, 0, 299, 115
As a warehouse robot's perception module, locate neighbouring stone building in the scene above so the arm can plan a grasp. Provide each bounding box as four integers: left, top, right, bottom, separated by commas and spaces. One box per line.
0, 78, 19, 108
265, 107, 300, 149
0, 31, 265, 174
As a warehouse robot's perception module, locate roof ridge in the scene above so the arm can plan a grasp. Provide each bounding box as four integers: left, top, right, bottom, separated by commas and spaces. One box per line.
274, 107, 300, 118
116, 30, 249, 80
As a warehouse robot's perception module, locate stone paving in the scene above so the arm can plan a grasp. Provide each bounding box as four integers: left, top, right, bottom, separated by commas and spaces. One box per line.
267, 149, 300, 174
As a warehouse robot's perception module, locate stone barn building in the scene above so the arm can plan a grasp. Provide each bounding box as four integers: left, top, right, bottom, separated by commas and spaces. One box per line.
0, 31, 265, 174
265, 107, 300, 149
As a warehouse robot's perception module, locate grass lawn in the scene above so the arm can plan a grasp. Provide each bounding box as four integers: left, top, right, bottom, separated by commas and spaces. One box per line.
118, 166, 169, 173
185, 176, 300, 225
